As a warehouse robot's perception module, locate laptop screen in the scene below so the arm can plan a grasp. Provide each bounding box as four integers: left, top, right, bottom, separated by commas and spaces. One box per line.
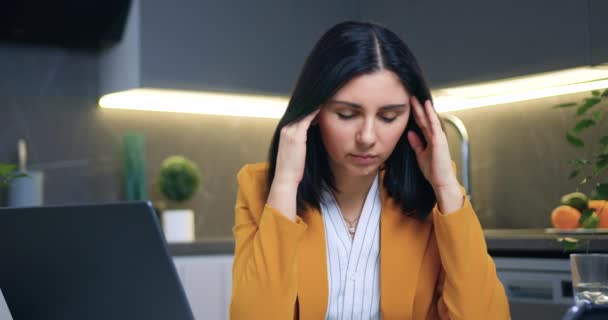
0, 201, 194, 320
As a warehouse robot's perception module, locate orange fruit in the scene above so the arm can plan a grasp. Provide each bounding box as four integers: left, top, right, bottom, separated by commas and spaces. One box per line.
551, 205, 582, 229
589, 200, 608, 228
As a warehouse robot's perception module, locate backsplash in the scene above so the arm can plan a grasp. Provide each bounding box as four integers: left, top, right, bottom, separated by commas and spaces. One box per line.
0, 43, 277, 239
1, 42, 604, 238
444, 93, 601, 228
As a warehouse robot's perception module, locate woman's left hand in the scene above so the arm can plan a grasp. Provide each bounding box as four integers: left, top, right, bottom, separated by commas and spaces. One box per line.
407, 97, 459, 190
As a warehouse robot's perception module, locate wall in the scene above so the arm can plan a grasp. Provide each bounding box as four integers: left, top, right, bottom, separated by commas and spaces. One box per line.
445, 92, 605, 228
0, 43, 276, 239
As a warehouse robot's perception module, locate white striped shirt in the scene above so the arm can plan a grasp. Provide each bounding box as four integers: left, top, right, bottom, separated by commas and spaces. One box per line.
321, 174, 381, 320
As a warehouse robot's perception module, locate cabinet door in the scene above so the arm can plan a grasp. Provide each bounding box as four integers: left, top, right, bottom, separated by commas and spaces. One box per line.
360, 0, 590, 87
140, 0, 356, 95
173, 255, 233, 320
494, 257, 573, 319
590, 0, 608, 65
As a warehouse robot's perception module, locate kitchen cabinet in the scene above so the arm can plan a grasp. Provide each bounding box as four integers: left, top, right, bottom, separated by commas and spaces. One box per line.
590, 0, 608, 65
495, 257, 573, 319
137, 0, 356, 95
173, 255, 234, 320
105, 1, 604, 97
172, 253, 577, 319
359, 0, 591, 87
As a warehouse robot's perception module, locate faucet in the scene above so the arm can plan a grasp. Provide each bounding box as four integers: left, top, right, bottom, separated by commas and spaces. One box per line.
439, 114, 471, 202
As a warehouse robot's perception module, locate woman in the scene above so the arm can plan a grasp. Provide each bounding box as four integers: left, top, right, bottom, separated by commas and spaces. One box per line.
230, 21, 510, 319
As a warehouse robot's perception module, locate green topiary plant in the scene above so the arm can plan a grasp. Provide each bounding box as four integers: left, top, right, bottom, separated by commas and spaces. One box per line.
0, 163, 27, 188
158, 156, 201, 204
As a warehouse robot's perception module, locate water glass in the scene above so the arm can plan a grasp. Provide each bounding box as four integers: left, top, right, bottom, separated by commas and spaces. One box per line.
570, 253, 608, 305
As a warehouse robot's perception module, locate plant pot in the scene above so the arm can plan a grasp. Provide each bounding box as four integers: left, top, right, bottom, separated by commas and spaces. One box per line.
161, 209, 195, 243
8, 170, 44, 207
570, 253, 608, 305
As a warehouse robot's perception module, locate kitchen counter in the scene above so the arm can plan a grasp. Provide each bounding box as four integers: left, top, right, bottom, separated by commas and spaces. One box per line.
484, 228, 608, 258
168, 229, 608, 258
168, 238, 235, 256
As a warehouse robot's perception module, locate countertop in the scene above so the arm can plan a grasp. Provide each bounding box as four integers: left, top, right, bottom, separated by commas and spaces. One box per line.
483, 228, 608, 258
168, 229, 608, 258
169, 238, 235, 256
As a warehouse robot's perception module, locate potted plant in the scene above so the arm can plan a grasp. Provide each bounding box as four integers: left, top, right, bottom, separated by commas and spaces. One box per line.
158, 155, 201, 243
0, 163, 27, 189
551, 88, 608, 305
550, 88, 608, 234
0, 163, 28, 207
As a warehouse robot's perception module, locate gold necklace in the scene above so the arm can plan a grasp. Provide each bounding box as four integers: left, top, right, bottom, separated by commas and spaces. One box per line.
343, 215, 361, 238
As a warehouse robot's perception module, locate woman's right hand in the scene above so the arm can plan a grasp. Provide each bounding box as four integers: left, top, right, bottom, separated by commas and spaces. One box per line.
273, 109, 320, 187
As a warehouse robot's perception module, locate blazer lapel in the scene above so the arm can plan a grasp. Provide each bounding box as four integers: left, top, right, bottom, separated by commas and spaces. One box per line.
297, 207, 329, 320
380, 187, 433, 319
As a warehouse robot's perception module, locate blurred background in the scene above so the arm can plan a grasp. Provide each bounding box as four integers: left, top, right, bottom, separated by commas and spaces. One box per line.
1, 0, 607, 319
1, 0, 606, 235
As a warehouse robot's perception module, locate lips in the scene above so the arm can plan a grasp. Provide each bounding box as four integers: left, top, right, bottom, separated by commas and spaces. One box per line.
349, 154, 379, 165
350, 154, 377, 159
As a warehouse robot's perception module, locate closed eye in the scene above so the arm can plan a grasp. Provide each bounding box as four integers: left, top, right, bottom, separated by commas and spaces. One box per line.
379, 111, 401, 123
379, 116, 397, 123
337, 112, 356, 120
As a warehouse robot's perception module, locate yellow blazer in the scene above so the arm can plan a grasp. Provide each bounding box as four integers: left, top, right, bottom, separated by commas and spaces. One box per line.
230, 162, 510, 319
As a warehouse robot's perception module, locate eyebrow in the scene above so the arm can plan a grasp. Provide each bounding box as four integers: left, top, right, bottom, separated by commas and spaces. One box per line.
326, 99, 408, 110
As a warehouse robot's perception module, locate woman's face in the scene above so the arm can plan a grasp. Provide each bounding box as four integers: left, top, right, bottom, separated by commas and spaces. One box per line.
318, 70, 411, 179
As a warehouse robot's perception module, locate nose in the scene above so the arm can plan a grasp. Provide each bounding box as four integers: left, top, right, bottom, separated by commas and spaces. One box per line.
356, 117, 377, 147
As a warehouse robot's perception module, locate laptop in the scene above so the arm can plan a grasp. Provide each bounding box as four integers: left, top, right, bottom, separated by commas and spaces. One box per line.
0, 201, 194, 320
0, 288, 12, 320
